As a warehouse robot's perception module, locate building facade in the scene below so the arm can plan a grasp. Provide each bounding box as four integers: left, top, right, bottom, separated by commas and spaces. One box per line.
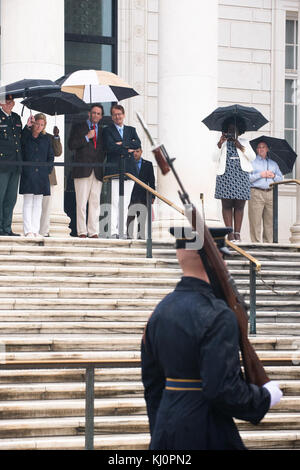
0, 0, 299, 243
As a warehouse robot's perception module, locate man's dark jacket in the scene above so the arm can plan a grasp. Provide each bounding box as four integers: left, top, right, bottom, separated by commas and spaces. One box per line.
130, 158, 155, 205
68, 121, 105, 181
102, 124, 141, 177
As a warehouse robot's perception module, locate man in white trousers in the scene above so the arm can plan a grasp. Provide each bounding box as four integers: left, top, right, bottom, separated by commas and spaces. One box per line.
68, 104, 106, 238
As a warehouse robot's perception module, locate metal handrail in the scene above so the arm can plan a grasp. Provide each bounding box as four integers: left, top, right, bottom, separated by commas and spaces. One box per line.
269, 179, 300, 243
226, 240, 261, 335
0, 358, 141, 451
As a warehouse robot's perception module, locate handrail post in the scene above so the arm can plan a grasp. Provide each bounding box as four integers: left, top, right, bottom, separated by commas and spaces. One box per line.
249, 261, 256, 335
273, 184, 278, 243
118, 156, 125, 239
85, 365, 95, 450
146, 191, 152, 258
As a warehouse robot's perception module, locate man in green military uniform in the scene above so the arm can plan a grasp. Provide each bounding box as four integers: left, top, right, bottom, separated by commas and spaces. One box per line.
0, 94, 22, 236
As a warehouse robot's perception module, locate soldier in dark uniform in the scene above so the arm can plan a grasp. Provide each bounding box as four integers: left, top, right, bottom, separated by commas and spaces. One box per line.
141, 227, 282, 450
0, 94, 22, 236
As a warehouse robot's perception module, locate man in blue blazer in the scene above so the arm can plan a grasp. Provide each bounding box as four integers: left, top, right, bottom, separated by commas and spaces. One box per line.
126, 147, 155, 239
103, 104, 141, 238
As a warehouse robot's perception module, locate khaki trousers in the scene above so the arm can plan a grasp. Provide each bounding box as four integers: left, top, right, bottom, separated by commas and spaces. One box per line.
74, 171, 102, 237
248, 187, 273, 243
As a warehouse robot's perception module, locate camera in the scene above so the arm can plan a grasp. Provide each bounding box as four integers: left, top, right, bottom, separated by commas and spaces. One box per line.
223, 133, 235, 141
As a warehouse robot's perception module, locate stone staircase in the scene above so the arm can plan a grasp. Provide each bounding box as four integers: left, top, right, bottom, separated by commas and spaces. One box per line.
0, 236, 299, 450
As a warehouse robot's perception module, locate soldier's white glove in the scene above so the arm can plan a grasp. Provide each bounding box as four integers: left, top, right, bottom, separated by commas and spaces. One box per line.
263, 381, 283, 408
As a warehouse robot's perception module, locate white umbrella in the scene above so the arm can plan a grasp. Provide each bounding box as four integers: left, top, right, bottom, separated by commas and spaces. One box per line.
55, 70, 139, 103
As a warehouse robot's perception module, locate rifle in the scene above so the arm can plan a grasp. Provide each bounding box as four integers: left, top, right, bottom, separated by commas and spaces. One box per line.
137, 112, 269, 387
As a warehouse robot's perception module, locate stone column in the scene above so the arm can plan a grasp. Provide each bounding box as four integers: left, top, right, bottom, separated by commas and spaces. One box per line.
153, 0, 219, 240
1, 0, 70, 237
290, 9, 300, 244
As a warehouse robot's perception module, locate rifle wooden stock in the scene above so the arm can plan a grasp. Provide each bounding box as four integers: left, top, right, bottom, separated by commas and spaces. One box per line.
152, 146, 171, 175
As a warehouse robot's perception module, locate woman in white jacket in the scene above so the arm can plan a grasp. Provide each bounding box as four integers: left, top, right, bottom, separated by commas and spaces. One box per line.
213, 117, 255, 242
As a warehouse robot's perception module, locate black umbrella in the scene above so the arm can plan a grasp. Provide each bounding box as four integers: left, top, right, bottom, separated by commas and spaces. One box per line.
21, 91, 89, 116
250, 135, 297, 175
202, 104, 268, 132
0, 79, 60, 101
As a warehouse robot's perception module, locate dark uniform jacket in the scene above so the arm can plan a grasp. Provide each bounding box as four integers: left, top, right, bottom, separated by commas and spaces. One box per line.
130, 158, 155, 205
19, 127, 54, 196
0, 109, 22, 173
103, 124, 141, 177
68, 121, 105, 181
141, 276, 271, 450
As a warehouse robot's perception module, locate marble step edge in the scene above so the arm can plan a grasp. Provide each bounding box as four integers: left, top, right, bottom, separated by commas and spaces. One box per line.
0, 350, 298, 365
1, 413, 300, 438
0, 298, 299, 307
0, 430, 299, 450
0, 333, 299, 348
0, 380, 299, 398
1, 257, 300, 269
0, 366, 298, 383
0, 277, 300, 290
0, 396, 298, 415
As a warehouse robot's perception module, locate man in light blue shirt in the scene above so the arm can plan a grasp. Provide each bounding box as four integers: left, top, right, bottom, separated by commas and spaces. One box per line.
248, 141, 283, 243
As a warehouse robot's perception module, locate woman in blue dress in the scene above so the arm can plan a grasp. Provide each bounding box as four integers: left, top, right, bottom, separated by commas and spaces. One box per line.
213, 117, 256, 242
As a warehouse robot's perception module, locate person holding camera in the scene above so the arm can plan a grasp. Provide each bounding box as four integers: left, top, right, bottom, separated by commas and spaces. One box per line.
212, 117, 256, 242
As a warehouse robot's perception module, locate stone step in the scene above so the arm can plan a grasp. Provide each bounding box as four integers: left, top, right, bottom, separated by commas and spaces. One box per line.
0, 286, 298, 301
240, 430, 300, 450
0, 415, 150, 438
229, 269, 300, 279
236, 413, 300, 431
0, 310, 151, 322
0, 323, 146, 336
0, 379, 299, 401
0, 348, 297, 366
255, 312, 300, 323
0, 381, 144, 400
238, 279, 300, 290
0, 366, 296, 384
0, 286, 172, 300
0, 245, 176, 260
0, 335, 144, 351
0, 298, 157, 311
256, 323, 300, 335
0, 276, 178, 289
0, 265, 181, 279
0, 367, 142, 384
0, 297, 299, 312
230, 251, 300, 263
0, 397, 147, 419
0, 433, 150, 450
0, 412, 300, 441
254, 300, 300, 311
0, 429, 299, 450
0, 310, 299, 326
0, 396, 298, 421
0, 255, 177, 269
0, 334, 299, 350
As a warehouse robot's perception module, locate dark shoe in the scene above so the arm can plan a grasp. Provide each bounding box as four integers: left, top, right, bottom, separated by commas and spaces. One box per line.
6, 231, 20, 236
111, 234, 119, 239
89, 234, 99, 239
79, 234, 87, 238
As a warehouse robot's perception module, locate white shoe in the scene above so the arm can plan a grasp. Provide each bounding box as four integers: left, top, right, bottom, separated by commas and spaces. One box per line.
25, 232, 34, 238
